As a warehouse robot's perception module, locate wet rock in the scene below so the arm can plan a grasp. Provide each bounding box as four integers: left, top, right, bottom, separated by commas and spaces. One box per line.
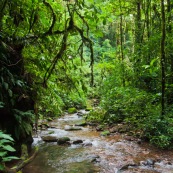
77, 111, 84, 116
68, 107, 77, 114
82, 142, 92, 147
100, 130, 110, 136
73, 140, 83, 144
57, 137, 70, 145
48, 131, 55, 134
119, 163, 137, 171
47, 117, 53, 121
96, 125, 104, 131
41, 135, 57, 142
87, 155, 100, 163
38, 123, 50, 129
87, 122, 98, 126
146, 159, 155, 166
140, 159, 155, 166
49, 126, 57, 129
124, 136, 134, 141
75, 122, 87, 126
137, 139, 142, 144
64, 125, 82, 131
85, 108, 92, 111
109, 127, 117, 133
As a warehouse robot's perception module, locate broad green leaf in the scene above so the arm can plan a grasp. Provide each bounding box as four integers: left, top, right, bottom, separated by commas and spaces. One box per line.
2, 145, 16, 152
0, 139, 13, 144
2, 156, 19, 162
0, 132, 14, 141
0, 151, 7, 157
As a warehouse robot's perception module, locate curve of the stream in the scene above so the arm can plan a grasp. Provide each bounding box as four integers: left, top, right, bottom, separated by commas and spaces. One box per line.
23, 110, 173, 173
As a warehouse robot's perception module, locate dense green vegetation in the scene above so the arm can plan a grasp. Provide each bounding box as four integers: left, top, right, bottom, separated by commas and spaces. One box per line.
1, 0, 173, 170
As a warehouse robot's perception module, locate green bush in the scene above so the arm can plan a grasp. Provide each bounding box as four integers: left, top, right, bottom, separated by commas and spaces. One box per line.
142, 116, 173, 149
60, 91, 86, 109
86, 107, 106, 122
100, 86, 157, 124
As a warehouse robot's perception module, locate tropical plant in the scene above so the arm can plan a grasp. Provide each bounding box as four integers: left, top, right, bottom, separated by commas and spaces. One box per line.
0, 131, 19, 171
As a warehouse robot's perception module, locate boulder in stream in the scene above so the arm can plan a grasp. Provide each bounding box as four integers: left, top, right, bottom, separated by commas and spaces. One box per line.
57, 137, 71, 145
41, 135, 58, 142
68, 107, 77, 114
73, 139, 83, 144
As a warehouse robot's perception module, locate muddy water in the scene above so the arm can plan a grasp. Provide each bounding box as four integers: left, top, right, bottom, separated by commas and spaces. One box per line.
23, 111, 173, 173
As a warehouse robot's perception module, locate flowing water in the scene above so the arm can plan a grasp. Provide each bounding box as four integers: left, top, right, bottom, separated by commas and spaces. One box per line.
23, 111, 173, 173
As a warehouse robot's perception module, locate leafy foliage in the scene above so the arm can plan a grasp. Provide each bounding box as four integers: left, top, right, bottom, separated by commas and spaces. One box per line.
0, 131, 19, 171
1, 0, 173, 150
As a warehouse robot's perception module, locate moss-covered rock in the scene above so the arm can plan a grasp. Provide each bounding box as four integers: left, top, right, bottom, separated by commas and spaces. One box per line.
68, 107, 77, 114
101, 130, 110, 136
85, 108, 92, 111
47, 117, 53, 121
57, 137, 70, 145
41, 135, 57, 142
75, 121, 87, 126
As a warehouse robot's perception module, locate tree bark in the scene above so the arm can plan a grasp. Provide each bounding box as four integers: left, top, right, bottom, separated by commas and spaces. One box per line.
160, 0, 166, 116
119, 0, 125, 87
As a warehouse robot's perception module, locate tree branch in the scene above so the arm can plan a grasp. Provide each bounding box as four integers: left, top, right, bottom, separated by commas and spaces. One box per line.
4, 146, 38, 173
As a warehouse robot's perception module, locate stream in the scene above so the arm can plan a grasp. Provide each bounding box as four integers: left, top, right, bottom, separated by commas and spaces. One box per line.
23, 110, 173, 173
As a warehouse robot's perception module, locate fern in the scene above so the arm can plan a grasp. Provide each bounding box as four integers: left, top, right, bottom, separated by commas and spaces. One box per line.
0, 131, 19, 171
13, 109, 34, 139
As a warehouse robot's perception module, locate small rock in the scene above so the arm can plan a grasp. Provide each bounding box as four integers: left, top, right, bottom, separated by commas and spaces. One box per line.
100, 130, 110, 136
38, 123, 50, 129
137, 139, 142, 144
83, 142, 92, 147
140, 161, 147, 166
87, 122, 97, 126
96, 125, 104, 131
64, 125, 82, 131
77, 112, 83, 116
124, 136, 134, 141
119, 163, 137, 171
48, 131, 54, 134
146, 159, 155, 166
109, 127, 117, 133
47, 117, 53, 121
73, 140, 83, 144
87, 155, 100, 163
75, 122, 87, 126
140, 159, 155, 166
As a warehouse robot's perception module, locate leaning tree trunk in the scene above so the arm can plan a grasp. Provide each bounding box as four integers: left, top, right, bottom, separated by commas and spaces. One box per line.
160, 0, 166, 117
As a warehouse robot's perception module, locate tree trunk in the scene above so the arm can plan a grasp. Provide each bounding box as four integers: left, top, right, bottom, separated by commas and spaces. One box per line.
119, 0, 125, 87
160, 0, 166, 116
134, 1, 142, 87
